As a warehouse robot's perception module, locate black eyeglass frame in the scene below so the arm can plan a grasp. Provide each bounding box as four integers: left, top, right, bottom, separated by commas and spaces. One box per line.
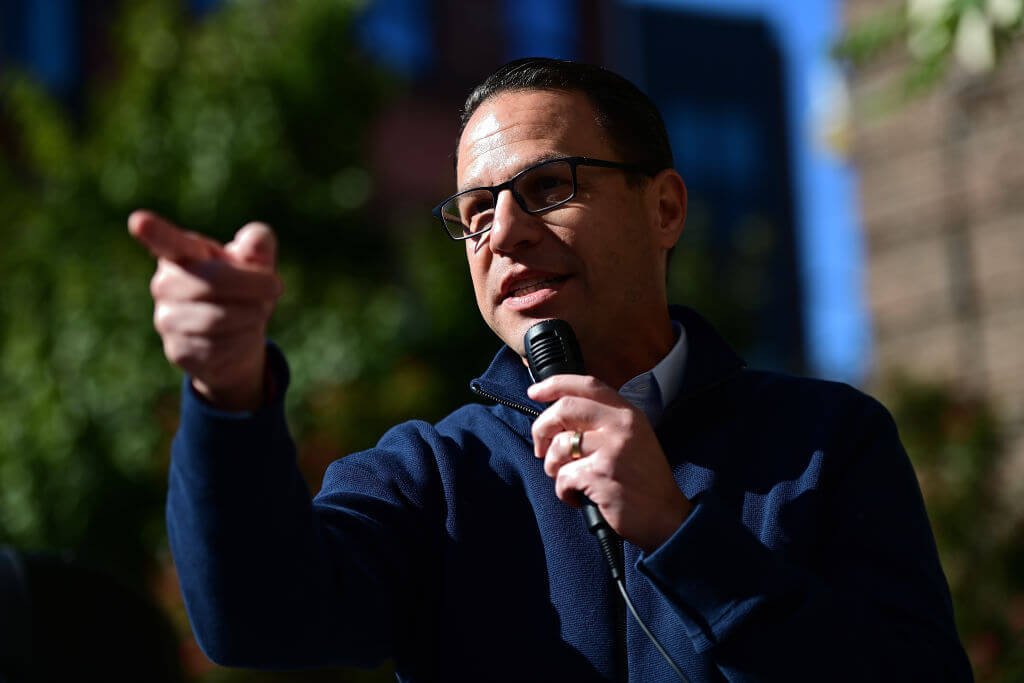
432, 156, 658, 241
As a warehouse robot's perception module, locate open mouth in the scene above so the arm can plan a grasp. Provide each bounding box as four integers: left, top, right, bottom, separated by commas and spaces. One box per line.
507, 275, 568, 299
499, 274, 571, 311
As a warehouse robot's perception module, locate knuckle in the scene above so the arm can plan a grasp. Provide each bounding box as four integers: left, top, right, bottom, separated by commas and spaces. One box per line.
554, 476, 570, 500
163, 335, 212, 369
533, 414, 557, 438
153, 303, 173, 332
162, 337, 187, 365
194, 279, 216, 300
531, 423, 545, 444
556, 462, 577, 487
543, 457, 558, 479
589, 455, 613, 479
150, 266, 167, 299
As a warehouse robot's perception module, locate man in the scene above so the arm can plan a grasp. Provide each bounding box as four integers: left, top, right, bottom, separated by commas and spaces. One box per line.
130, 59, 971, 681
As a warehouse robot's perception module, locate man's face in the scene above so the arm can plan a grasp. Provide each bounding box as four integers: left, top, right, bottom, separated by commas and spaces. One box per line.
456, 89, 674, 361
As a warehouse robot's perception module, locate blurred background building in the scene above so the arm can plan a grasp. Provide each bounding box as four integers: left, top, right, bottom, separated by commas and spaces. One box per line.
1, 0, 1022, 679
846, 0, 1024, 485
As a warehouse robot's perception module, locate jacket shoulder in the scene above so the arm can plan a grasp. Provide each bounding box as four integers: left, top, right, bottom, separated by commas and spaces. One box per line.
322, 403, 519, 487
738, 369, 890, 421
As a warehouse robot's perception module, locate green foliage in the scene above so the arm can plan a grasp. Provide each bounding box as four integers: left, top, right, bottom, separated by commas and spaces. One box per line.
886, 377, 1024, 681
0, 0, 494, 678
836, 0, 1024, 101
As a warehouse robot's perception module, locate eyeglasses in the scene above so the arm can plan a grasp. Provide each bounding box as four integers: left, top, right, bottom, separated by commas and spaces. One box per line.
432, 156, 655, 241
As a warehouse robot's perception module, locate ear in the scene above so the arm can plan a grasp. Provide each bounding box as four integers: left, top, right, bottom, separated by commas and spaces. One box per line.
648, 168, 687, 250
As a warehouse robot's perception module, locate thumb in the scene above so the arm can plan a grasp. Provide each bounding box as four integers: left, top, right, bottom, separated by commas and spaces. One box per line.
225, 221, 277, 271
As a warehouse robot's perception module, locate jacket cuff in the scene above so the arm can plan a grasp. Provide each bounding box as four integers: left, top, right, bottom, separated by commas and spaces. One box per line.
637, 490, 786, 652
182, 341, 290, 419
174, 342, 292, 480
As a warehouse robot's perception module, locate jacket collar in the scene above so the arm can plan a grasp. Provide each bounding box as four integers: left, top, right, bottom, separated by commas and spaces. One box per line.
470, 305, 746, 414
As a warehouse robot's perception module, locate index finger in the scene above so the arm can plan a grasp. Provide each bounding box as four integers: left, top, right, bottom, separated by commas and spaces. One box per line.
527, 374, 622, 405
531, 394, 611, 460
128, 210, 224, 263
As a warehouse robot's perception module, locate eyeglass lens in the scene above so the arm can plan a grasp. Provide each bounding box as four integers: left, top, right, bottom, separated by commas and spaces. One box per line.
441, 160, 575, 238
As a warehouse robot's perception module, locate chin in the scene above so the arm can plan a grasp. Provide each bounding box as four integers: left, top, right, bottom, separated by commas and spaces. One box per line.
506, 313, 586, 358
497, 319, 531, 356
484, 313, 535, 356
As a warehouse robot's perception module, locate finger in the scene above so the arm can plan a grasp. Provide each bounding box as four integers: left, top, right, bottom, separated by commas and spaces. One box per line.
154, 300, 270, 338
553, 458, 604, 509
151, 258, 283, 303
162, 329, 263, 381
128, 210, 224, 263
542, 430, 599, 479
541, 431, 575, 479
225, 222, 278, 271
531, 395, 612, 460
527, 373, 622, 406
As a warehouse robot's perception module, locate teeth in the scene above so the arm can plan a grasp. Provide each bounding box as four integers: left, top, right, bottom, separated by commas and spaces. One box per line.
511, 277, 557, 297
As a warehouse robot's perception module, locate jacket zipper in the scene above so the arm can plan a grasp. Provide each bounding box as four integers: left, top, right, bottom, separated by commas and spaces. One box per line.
470, 379, 629, 680
470, 381, 541, 417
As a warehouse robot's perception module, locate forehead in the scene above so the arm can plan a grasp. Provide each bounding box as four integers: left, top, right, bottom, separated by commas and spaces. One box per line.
456, 89, 614, 190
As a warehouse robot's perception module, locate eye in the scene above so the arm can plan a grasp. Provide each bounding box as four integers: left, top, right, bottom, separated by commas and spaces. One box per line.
461, 196, 489, 218
537, 174, 566, 190
517, 161, 574, 210
457, 192, 494, 233
521, 173, 569, 196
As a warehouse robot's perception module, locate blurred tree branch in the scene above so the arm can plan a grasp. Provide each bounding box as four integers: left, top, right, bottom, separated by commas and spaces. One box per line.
835, 0, 1024, 98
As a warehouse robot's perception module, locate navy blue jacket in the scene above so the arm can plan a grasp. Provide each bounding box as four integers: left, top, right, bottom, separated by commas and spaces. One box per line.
167, 307, 971, 681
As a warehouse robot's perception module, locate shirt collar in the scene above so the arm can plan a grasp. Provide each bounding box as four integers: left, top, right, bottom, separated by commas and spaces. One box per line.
652, 320, 687, 410
471, 306, 743, 419
618, 321, 687, 425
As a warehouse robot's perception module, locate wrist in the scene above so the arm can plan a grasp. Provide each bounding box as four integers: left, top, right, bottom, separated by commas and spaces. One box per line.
640, 493, 694, 554
191, 349, 269, 412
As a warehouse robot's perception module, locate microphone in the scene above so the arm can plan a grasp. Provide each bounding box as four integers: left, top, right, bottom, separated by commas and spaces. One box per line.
524, 320, 622, 581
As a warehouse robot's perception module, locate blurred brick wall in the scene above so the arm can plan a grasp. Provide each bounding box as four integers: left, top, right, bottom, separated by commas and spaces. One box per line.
846, 1, 1024, 471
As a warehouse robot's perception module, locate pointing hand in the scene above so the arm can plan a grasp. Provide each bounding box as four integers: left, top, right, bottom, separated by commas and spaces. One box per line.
129, 210, 283, 411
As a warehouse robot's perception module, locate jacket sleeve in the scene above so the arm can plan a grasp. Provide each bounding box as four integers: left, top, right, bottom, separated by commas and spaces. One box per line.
166, 344, 440, 670
637, 397, 973, 681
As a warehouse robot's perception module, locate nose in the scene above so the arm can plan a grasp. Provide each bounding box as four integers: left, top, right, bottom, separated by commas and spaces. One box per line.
487, 189, 543, 255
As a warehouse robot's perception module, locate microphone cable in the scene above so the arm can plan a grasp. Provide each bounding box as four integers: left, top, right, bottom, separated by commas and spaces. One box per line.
617, 578, 689, 683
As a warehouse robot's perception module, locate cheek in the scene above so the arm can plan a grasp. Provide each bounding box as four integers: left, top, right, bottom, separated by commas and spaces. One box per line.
466, 251, 492, 307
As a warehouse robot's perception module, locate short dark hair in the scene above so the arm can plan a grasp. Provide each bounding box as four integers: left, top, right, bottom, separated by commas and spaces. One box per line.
457, 58, 674, 181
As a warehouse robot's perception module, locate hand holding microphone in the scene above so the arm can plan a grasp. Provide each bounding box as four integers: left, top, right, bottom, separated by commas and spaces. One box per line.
525, 320, 692, 554
128, 210, 283, 411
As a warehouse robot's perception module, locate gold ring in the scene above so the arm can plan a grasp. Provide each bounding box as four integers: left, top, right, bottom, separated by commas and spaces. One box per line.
570, 431, 584, 460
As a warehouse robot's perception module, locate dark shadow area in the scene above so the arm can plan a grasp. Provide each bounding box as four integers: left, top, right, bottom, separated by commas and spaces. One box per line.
0, 546, 182, 682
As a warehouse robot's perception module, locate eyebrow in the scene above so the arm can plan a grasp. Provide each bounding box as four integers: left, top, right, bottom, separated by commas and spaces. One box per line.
458, 151, 571, 193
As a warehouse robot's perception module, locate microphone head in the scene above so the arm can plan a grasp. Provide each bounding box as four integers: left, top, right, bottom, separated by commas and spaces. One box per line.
524, 319, 585, 381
